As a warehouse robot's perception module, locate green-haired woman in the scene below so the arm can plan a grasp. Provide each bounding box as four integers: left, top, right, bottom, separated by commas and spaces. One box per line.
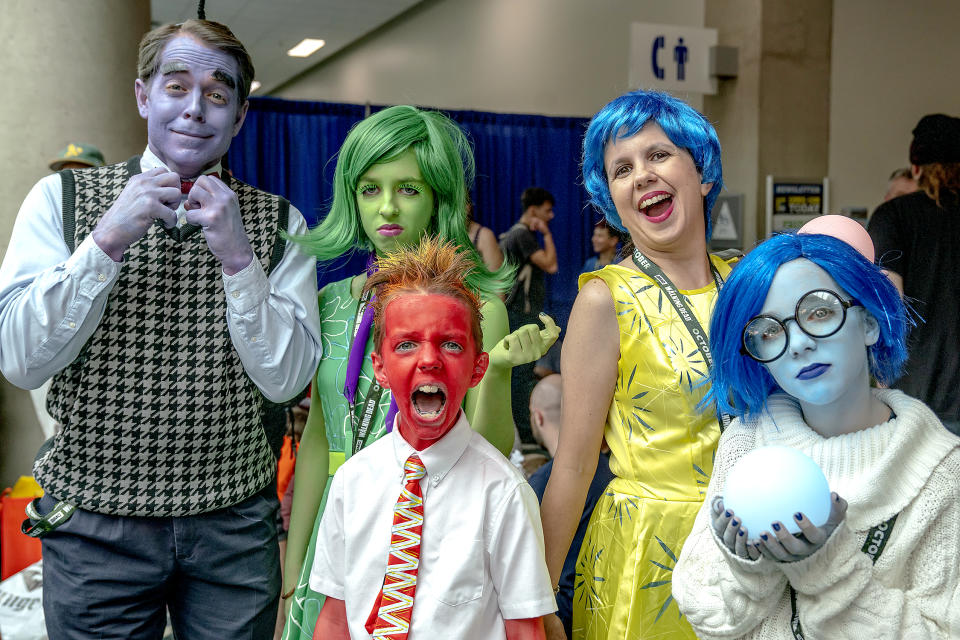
281, 105, 557, 639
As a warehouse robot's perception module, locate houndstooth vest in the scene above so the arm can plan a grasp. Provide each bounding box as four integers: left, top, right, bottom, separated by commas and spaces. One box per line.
38, 157, 289, 517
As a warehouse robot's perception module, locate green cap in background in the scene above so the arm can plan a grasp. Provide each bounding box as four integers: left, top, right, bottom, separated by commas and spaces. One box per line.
49, 143, 106, 171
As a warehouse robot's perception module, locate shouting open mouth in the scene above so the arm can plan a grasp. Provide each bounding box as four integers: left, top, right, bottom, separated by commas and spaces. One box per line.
411, 384, 447, 421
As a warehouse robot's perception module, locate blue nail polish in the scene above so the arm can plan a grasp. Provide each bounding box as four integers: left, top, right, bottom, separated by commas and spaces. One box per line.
795, 512, 803, 521
761, 534, 768, 540
725, 510, 731, 518
731, 519, 738, 527
772, 523, 781, 532
738, 530, 744, 537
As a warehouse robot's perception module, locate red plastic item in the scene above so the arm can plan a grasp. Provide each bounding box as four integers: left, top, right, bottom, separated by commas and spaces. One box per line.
1, 488, 42, 580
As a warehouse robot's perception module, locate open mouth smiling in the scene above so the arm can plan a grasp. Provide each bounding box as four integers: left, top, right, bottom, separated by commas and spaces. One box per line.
411, 384, 446, 420
637, 191, 674, 222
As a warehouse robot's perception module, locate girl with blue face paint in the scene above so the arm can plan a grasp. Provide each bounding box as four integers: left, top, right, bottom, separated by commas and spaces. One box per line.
673, 232, 960, 639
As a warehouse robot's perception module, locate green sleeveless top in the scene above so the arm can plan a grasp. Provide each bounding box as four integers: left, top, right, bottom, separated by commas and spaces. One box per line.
316, 276, 393, 455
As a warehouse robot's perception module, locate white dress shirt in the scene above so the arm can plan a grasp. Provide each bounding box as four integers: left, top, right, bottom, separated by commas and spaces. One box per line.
310, 414, 557, 639
0, 148, 321, 401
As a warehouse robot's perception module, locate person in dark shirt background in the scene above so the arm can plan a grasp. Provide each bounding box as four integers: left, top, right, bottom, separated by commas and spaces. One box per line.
868, 113, 960, 434
500, 187, 559, 444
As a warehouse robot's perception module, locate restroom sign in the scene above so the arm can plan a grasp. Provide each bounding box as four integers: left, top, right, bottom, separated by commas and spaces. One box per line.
629, 23, 718, 94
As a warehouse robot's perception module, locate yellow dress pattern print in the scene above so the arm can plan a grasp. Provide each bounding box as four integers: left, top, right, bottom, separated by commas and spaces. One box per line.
572, 257, 733, 640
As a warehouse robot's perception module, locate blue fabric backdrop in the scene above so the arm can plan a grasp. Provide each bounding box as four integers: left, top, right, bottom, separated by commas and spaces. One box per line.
226, 97, 598, 328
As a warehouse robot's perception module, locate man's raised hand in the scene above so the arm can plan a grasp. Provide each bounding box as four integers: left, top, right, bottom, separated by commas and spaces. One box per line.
91, 168, 180, 262
183, 175, 255, 275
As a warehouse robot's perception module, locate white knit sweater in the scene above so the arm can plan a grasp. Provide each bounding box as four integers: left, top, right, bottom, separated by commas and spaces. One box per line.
673, 389, 960, 639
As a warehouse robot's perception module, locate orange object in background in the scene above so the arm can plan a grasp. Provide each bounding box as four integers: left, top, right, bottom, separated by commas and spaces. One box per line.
276, 436, 298, 502
1, 476, 44, 580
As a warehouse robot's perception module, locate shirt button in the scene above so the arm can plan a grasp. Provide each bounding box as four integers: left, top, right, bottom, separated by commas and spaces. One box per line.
68, 321, 76, 329
178, 215, 186, 225
432, 474, 440, 482
231, 291, 240, 298
250, 336, 258, 343
96, 273, 106, 282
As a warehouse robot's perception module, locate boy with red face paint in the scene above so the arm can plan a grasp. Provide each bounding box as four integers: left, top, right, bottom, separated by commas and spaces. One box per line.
310, 239, 556, 640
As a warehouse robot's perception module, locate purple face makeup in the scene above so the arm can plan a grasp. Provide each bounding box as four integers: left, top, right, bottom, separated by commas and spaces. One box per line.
135, 35, 247, 178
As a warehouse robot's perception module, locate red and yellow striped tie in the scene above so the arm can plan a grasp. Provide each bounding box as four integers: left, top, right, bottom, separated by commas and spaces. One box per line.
365, 454, 426, 639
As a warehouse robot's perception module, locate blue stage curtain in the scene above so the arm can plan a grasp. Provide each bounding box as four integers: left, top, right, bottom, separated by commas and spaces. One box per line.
227, 97, 598, 327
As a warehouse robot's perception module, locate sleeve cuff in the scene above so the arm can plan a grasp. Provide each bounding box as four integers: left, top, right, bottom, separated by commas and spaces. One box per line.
778, 521, 868, 594
67, 235, 122, 296
222, 256, 269, 314
308, 575, 345, 601
499, 594, 558, 619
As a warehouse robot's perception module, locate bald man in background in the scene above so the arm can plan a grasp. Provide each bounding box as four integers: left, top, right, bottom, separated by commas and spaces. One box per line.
526, 374, 614, 639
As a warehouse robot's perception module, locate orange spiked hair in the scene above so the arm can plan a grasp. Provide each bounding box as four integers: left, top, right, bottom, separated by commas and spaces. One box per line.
364, 237, 484, 352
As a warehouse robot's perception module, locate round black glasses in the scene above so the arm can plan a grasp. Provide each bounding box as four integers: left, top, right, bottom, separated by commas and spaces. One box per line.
740, 289, 861, 363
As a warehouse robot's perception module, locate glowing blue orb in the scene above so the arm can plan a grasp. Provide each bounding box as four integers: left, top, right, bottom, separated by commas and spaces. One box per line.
723, 445, 831, 537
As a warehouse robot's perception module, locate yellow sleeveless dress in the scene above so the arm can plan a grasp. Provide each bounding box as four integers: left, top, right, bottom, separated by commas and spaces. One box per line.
572, 257, 733, 639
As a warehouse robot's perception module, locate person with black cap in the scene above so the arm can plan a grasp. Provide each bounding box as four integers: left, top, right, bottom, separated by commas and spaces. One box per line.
868, 113, 960, 434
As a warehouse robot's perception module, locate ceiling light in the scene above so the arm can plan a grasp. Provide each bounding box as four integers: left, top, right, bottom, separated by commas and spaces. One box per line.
287, 39, 326, 58
250, 80, 262, 93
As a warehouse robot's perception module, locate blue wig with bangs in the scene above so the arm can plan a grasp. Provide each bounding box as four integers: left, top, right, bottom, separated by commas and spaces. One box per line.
708, 232, 910, 418
582, 90, 723, 238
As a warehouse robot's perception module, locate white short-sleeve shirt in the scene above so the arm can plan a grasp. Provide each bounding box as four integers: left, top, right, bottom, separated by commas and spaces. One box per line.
310, 414, 556, 638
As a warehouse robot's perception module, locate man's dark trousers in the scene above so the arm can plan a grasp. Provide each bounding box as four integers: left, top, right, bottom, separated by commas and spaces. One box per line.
39, 483, 280, 639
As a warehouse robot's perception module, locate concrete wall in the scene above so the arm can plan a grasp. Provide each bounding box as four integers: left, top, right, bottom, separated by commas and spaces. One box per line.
0, 0, 149, 487
704, 0, 763, 249
705, 0, 832, 245
828, 0, 960, 215
756, 0, 833, 238
275, 0, 706, 116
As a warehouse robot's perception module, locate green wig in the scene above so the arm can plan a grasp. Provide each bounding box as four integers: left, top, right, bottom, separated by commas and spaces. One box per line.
292, 105, 514, 298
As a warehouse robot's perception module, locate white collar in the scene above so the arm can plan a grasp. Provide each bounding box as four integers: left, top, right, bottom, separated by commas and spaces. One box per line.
140, 146, 223, 181
391, 412, 472, 488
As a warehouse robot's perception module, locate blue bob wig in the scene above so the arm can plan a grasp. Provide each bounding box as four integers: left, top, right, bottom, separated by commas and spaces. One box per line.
582, 90, 723, 239
708, 232, 910, 418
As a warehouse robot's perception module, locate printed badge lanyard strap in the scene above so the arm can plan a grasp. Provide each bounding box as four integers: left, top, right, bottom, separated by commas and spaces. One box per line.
789, 514, 898, 639
349, 287, 385, 456
630, 248, 731, 431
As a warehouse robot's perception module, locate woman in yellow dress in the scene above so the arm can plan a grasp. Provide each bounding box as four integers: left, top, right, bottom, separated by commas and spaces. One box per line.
540, 90, 736, 639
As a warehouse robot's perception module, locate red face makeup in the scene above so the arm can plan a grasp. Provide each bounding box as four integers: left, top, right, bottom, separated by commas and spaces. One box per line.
371, 294, 489, 450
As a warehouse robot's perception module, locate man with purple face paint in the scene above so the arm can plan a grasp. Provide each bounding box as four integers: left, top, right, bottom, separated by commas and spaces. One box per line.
0, 19, 322, 640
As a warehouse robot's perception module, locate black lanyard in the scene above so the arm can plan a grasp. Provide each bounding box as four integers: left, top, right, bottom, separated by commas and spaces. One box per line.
349, 288, 385, 456
630, 249, 731, 431
789, 514, 899, 639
